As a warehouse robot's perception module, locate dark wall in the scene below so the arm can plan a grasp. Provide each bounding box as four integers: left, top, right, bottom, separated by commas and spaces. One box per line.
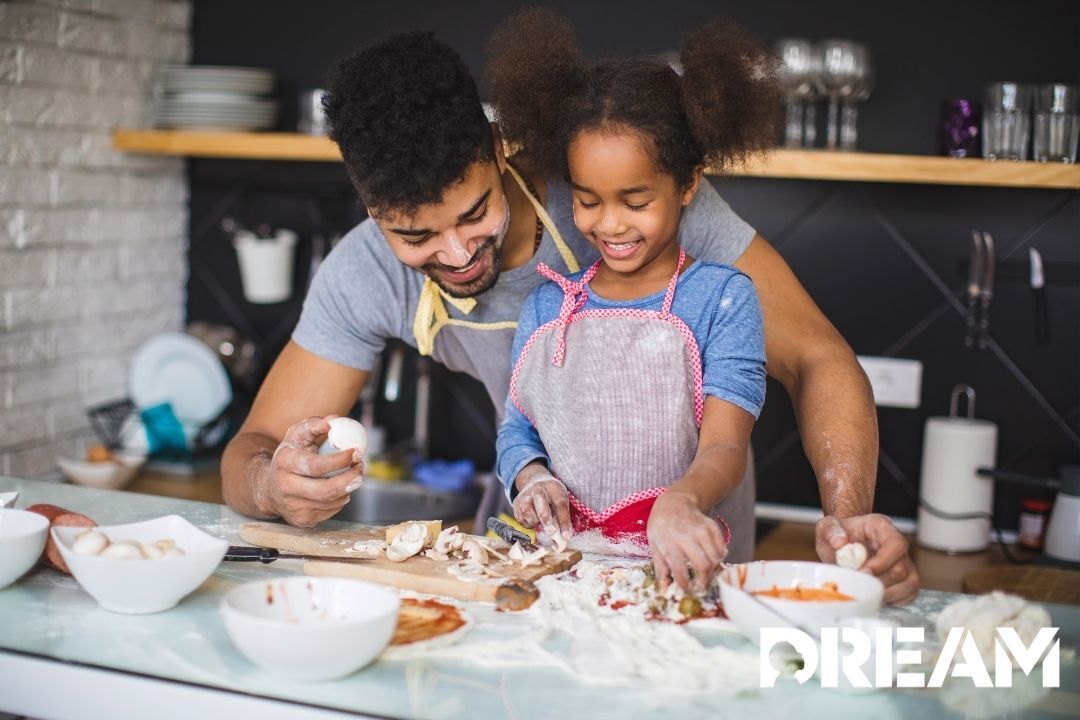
187, 0, 1080, 528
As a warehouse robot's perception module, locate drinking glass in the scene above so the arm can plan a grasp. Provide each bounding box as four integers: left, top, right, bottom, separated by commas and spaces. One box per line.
982, 82, 1032, 161
776, 39, 817, 148
816, 40, 863, 150
839, 44, 872, 151
1033, 83, 1079, 163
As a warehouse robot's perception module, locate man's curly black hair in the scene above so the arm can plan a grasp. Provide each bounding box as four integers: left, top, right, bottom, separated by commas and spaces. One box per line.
323, 32, 495, 216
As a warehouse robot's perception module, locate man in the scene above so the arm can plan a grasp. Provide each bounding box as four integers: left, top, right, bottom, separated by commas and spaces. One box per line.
221, 31, 918, 604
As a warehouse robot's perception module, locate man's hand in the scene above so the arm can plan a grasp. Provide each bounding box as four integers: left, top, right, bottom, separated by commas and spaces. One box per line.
259, 416, 364, 528
512, 468, 572, 539
648, 492, 728, 593
816, 514, 919, 605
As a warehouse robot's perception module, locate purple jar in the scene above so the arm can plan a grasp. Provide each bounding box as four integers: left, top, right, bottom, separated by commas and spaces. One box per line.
942, 99, 981, 158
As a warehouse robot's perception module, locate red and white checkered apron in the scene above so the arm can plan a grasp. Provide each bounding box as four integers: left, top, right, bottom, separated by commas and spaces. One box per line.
509, 250, 730, 552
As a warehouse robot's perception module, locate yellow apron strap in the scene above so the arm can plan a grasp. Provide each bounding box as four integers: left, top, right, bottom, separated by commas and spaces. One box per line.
411, 165, 579, 356
505, 164, 580, 273
413, 278, 477, 356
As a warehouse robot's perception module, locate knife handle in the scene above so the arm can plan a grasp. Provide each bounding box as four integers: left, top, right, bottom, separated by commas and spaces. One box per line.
1034, 288, 1050, 345
224, 546, 280, 563
977, 296, 992, 349
964, 295, 978, 347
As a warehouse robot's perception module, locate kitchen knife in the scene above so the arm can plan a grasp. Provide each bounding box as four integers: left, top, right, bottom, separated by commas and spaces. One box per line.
486, 517, 540, 552
977, 231, 995, 350
223, 546, 372, 564
964, 230, 984, 348
1030, 247, 1050, 345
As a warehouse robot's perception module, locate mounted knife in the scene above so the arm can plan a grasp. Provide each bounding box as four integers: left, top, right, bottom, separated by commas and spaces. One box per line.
1030, 247, 1050, 345
964, 230, 984, 348
223, 546, 372, 564
486, 517, 540, 552
977, 231, 995, 350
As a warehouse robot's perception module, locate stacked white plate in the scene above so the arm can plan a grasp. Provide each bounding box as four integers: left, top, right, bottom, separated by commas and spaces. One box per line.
154, 65, 277, 131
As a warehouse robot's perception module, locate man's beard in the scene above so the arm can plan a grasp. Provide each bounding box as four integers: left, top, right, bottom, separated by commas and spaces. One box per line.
422, 235, 502, 299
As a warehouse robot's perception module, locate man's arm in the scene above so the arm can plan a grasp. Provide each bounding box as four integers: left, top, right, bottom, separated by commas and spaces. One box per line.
734, 235, 919, 604
221, 341, 369, 527
734, 235, 877, 516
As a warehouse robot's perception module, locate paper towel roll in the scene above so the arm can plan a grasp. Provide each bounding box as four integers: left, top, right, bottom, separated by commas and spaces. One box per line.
917, 416, 998, 552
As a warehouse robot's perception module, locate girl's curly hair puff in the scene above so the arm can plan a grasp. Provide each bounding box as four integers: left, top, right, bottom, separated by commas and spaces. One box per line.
486, 8, 780, 188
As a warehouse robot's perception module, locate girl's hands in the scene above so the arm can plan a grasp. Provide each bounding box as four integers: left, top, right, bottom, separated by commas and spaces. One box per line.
512, 467, 572, 540
647, 491, 728, 593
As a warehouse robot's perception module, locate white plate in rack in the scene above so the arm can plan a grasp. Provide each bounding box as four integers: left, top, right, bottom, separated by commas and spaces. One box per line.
130, 332, 232, 426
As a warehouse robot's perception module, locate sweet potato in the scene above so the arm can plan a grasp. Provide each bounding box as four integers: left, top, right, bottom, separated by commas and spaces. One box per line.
26, 503, 96, 574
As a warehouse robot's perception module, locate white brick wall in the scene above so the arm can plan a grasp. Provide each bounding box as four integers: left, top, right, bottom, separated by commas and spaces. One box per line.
0, 0, 192, 477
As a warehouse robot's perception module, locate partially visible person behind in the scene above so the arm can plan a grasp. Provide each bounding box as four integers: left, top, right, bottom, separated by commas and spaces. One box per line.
219, 23, 918, 605
493, 10, 774, 591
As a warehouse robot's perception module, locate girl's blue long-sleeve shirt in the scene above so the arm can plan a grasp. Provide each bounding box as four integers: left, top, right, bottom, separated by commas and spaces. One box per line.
495, 260, 767, 499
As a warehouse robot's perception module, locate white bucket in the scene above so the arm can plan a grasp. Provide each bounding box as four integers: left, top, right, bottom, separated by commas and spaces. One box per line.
233, 229, 297, 304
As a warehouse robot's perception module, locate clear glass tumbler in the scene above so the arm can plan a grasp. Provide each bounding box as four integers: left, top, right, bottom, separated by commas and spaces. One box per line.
1033, 83, 1079, 163
982, 82, 1032, 161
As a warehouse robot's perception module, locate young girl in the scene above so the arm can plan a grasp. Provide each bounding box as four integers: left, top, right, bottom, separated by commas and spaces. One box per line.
491, 10, 779, 591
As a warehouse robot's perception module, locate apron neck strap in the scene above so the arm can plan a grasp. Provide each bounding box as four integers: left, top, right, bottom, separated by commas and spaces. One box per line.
661, 248, 687, 315
536, 261, 601, 367
505, 164, 580, 273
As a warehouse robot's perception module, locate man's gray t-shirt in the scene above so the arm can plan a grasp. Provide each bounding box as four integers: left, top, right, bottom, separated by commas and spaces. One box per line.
292, 176, 755, 420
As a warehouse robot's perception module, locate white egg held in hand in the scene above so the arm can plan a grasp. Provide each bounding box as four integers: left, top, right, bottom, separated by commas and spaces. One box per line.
318, 417, 367, 478
835, 542, 868, 570
319, 417, 368, 457
72, 529, 110, 556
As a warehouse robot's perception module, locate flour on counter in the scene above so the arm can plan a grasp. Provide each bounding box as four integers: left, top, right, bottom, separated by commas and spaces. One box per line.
531, 560, 757, 693
380, 559, 757, 694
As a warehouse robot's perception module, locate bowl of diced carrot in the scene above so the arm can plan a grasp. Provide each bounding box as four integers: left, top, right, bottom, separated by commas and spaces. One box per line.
719, 560, 884, 640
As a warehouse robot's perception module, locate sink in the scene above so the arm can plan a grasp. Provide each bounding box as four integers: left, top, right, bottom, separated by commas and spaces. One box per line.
334, 478, 481, 525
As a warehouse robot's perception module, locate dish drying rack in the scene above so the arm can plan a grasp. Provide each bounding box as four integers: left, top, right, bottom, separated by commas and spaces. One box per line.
87, 398, 234, 465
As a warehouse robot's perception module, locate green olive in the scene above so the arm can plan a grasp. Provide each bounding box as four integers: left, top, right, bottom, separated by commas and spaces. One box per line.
678, 595, 703, 617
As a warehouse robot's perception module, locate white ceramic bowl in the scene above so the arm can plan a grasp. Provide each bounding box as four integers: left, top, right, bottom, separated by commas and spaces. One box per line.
56, 452, 147, 491
719, 560, 884, 640
0, 509, 50, 589
52, 515, 227, 614
221, 577, 400, 681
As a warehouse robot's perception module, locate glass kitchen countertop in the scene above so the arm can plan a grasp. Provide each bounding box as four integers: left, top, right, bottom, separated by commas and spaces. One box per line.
0, 476, 1077, 720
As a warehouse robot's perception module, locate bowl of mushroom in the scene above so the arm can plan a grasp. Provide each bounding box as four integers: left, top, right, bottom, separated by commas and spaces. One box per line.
52, 515, 228, 614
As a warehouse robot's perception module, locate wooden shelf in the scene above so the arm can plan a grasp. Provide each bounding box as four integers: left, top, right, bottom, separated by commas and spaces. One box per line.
113, 130, 1080, 190
114, 129, 342, 162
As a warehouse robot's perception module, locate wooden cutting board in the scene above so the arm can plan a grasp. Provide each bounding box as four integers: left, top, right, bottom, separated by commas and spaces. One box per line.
238, 521, 581, 604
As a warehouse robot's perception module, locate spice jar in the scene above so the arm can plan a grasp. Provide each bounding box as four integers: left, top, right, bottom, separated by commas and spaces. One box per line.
1018, 497, 1052, 550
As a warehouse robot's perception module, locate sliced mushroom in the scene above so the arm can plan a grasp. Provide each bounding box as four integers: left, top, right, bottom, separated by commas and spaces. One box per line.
434, 526, 464, 555
460, 538, 490, 565
347, 539, 386, 556
507, 542, 549, 567
385, 521, 429, 562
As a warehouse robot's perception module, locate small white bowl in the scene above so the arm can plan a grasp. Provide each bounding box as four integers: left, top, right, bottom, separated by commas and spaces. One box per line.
719, 560, 884, 640
221, 577, 400, 682
52, 515, 227, 614
0, 509, 50, 589
56, 453, 147, 491
0, 491, 18, 509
